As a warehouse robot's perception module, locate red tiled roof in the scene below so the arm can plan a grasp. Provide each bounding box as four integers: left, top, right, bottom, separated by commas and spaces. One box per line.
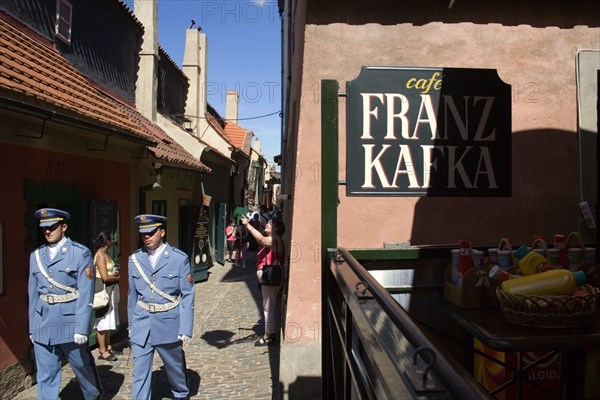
224, 121, 251, 151
0, 14, 210, 173
138, 118, 211, 172
205, 104, 251, 155
0, 16, 156, 142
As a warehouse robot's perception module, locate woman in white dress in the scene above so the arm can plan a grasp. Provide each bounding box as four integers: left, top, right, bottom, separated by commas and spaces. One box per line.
93, 231, 120, 361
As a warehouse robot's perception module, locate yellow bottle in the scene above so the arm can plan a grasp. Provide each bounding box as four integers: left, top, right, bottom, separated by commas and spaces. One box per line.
501, 269, 586, 296
514, 246, 553, 275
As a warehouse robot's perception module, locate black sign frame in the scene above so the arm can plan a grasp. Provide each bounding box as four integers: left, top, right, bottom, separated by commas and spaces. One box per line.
346, 66, 512, 197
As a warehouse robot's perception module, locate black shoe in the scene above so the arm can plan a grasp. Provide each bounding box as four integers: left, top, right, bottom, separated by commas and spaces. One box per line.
255, 335, 275, 346
98, 351, 118, 361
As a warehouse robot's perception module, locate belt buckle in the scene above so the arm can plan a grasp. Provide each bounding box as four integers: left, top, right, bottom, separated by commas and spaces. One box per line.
148, 304, 157, 313
47, 295, 55, 304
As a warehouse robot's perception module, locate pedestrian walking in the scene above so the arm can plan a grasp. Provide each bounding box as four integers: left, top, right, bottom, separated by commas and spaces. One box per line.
225, 218, 237, 262
92, 231, 121, 362
128, 214, 195, 400
28, 208, 103, 400
234, 221, 248, 269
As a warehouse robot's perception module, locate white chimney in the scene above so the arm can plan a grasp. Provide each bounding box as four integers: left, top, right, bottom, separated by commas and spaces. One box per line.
225, 90, 239, 124
183, 29, 208, 136
134, 0, 159, 121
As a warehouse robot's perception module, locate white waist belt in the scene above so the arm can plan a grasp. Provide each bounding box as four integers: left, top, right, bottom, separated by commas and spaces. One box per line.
137, 299, 179, 313
40, 292, 79, 304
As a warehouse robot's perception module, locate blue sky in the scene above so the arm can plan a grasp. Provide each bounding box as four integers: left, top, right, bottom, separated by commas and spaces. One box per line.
124, 0, 282, 164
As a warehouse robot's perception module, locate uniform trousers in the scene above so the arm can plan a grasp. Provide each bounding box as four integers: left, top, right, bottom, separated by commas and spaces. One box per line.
131, 340, 188, 399
33, 341, 101, 400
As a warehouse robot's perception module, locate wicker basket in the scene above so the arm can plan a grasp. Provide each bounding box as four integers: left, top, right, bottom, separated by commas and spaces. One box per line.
530, 237, 548, 257
496, 285, 600, 328
565, 231, 586, 251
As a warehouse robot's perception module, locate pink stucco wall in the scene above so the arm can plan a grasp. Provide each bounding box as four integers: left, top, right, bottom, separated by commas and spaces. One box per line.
284, 4, 599, 344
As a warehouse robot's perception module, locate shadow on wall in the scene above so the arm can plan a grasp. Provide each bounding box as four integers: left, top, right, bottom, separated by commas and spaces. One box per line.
410, 128, 582, 246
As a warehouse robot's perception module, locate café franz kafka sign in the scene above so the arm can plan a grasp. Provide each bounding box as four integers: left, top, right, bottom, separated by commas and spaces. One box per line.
346, 67, 511, 196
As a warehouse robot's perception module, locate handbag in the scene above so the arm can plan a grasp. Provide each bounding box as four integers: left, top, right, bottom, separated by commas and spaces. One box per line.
93, 278, 110, 310
262, 239, 283, 287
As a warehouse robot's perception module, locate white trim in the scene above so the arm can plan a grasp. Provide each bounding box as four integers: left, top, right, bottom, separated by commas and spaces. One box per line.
55, 0, 73, 45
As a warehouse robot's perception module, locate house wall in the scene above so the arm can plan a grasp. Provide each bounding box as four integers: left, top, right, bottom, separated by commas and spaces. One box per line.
0, 0, 141, 103
280, 0, 599, 397
139, 166, 197, 248
0, 136, 133, 387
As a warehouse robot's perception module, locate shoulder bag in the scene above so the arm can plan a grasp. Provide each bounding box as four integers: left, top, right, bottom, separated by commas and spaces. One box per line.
93, 278, 110, 310
92, 253, 110, 310
262, 238, 283, 286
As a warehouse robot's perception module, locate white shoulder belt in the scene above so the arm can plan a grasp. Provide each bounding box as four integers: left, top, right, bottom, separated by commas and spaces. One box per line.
131, 253, 180, 313
34, 249, 79, 303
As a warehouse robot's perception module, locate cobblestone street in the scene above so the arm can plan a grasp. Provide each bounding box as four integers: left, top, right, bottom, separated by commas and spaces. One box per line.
16, 258, 280, 400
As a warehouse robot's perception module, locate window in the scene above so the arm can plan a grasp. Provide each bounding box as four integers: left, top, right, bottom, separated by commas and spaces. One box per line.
152, 200, 167, 217
55, 0, 73, 44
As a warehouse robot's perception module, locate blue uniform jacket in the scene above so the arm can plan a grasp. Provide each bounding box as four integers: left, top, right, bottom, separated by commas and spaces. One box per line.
28, 238, 95, 345
127, 243, 195, 346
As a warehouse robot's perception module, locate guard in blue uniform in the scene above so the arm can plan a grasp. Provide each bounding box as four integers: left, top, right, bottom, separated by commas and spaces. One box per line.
28, 208, 102, 400
128, 214, 195, 400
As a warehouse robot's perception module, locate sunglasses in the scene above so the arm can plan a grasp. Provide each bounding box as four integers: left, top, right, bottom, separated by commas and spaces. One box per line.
43, 222, 62, 232
142, 227, 160, 237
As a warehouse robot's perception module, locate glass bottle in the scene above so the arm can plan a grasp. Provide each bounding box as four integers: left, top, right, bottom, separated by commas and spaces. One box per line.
457, 240, 473, 286
553, 234, 569, 268
489, 265, 519, 282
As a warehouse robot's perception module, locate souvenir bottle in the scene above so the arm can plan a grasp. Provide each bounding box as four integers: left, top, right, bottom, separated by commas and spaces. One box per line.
450, 249, 460, 285
514, 246, 554, 276
547, 248, 561, 267
568, 248, 583, 271
497, 250, 513, 270
457, 240, 473, 285
489, 265, 519, 283
487, 248, 499, 267
500, 269, 586, 296
473, 249, 484, 268
553, 234, 569, 268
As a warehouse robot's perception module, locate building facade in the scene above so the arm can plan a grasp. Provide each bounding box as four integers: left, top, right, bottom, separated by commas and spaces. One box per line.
0, 0, 263, 396
278, 1, 599, 398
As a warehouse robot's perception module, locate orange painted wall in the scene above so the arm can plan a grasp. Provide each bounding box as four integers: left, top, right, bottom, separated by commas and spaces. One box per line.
0, 143, 132, 369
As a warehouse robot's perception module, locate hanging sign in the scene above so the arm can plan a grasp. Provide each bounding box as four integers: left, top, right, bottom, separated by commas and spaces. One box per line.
193, 206, 210, 268
346, 67, 511, 196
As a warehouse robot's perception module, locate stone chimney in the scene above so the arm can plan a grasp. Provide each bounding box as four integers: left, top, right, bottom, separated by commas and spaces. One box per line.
226, 90, 239, 124
183, 29, 208, 136
134, 0, 158, 121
